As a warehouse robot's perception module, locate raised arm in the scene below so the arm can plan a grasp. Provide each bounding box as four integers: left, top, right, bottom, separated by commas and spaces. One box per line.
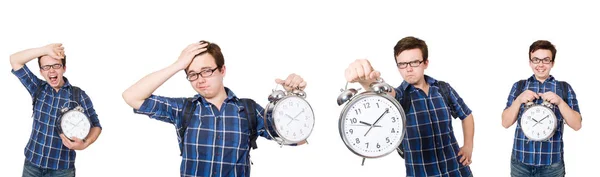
10, 43, 64, 71
122, 42, 208, 109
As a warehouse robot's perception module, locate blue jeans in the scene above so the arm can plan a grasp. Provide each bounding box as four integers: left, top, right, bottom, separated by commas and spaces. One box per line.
511, 157, 565, 177
22, 160, 75, 177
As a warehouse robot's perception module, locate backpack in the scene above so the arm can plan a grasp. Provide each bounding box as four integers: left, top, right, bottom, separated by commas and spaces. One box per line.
32, 84, 83, 134
513, 79, 569, 131
513, 80, 569, 104
177, 98, 259, 156
32, 84, 82, 112
397, 81, 454, 159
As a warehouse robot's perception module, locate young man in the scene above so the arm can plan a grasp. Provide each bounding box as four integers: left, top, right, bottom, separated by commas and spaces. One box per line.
344, 36, 475, 177
501, 40, 581, 177
122, 40, 308, 177
10, 43, 103, 177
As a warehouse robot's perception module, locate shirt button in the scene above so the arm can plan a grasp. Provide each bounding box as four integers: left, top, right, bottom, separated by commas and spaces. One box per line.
217, 135, 221, 139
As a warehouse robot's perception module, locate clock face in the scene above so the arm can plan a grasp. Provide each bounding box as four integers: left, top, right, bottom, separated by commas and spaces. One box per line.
520, 105, 557, 141
339, 94, 405, 158
272, 96, 315, 143
60, 110, 91, 140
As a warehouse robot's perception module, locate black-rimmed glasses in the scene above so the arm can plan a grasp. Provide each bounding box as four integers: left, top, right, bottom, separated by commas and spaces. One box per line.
187, 67, 219, 81
530, 57, 553, 64
40, 64, 64, 71
397, 60, 424, 69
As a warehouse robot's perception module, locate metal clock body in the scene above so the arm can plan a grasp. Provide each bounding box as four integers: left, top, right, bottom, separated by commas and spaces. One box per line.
337, 79, 406, 162
58, 101, 91, 141
264, 89, 315, 145
520, 101, 558, 141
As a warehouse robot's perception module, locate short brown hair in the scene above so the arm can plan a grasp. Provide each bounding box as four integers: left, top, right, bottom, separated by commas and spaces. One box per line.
529, 40, 557, 62
393, 36, 428, 63
186, 40, 225, 73
38, 55, 67, 68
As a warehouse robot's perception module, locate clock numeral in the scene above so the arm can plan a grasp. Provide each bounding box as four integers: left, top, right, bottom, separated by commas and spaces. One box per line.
363, 103, 370, 109
376, 143, 381, 149
386, 137, 390, 143
289, 102, 293, 106
536, 109, 540, 113
350, 118, 357, 124
376, 103, 380, 108
355, 138, 360, 144
293, 132, 296, 137
355, 109, 362, 115
391, 128, 396, 133
366, 142, 369, 148
283, 105, 287, 109
349, 129, 353, 134
391, 117, 396, 123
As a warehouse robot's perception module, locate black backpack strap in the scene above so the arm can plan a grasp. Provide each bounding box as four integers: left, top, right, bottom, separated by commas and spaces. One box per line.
437, 81, 457, 118
179, 98, 197, 156
72, 86, 81, 107
397, 87, 412, 159
239, 98, 258, 150
558, 81, 568, 103
32, 84, 44, 107
514, 80, 527, 100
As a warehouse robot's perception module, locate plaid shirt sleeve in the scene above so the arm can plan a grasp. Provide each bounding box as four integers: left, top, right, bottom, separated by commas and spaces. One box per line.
504, 81, 519, 110
11, 65, 44, 97
563, 82, 581, 115
252, 102, 273, 140
444, 82, 472, 120
133, 94, 185, 125
78, 89, 102, 129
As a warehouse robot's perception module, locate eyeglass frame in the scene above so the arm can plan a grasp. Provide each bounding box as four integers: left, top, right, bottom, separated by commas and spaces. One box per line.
40, 64, 64, 71
186, 67, 220, 81
396, 60, 425, 69
529, 57, 553, 64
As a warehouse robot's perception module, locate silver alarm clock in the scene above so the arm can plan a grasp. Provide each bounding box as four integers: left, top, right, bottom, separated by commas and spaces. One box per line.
337, 79, 406, 165
58, 101, 91, 141
264, 86, 315, 146
520, 100, 558, 141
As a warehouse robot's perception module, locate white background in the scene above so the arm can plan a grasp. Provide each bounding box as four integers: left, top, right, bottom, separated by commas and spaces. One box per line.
1, 1, 598, 176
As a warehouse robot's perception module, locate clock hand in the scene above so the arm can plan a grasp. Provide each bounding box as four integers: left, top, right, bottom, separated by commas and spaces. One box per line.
292, 109, 305, 119
364, 108, 389, 137
350, 124, 382, 127
538, 115, 549, 122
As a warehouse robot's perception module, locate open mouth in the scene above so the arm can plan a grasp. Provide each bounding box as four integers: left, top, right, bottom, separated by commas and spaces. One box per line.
49, 75, 58, 83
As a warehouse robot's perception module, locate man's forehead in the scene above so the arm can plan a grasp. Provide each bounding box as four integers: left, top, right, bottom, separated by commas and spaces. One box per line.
39, 56, 61, 64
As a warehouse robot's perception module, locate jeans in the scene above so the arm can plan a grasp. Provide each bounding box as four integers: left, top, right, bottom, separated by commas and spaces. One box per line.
22, 160, 75, 177
511, 157, 565, 177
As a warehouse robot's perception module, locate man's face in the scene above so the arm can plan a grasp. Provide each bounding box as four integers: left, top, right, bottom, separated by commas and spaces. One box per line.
39, 56, 66, 89
186, 53, 225, 99
529, 49, 554, 80
395, 48, 428, 85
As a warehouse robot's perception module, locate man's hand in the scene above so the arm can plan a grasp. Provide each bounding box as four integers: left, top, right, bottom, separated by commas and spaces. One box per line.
42, 43, 65, 60
457, 145, 473, 166
60, 134, 89, 150
275, 73, 307, 92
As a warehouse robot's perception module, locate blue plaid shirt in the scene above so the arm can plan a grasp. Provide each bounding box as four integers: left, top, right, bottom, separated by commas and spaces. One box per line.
504, 75, 580, 166
133, 87, 272, 177
11, 65, 102, 170
394, 75, 473, 177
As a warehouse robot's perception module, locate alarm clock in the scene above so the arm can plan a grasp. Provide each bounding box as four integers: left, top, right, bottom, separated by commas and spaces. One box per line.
264, 86, 315, 146
337, 79, 406, 165
57, 100, 91, 141
520, 100, 558, 141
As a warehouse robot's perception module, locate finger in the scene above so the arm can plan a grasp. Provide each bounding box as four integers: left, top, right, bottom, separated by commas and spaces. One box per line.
354, 67, 365, 81
345, 68, 353, 82
360, 61, 373, 79
275, 78, 285, 85
284, 74, 295, 87
290, 75, 303, 88
189, 47, 208, 56
60, 134, 73, 148
298, 81, 307, 89
370, 70, 381, 80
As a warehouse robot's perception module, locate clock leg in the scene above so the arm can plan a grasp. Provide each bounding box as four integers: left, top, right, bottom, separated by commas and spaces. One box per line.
361, 158, 366, 166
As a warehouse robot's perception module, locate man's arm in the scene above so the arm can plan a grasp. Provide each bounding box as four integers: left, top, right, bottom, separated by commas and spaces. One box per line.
122, 42, 207, 110
10, 43, 64, 71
